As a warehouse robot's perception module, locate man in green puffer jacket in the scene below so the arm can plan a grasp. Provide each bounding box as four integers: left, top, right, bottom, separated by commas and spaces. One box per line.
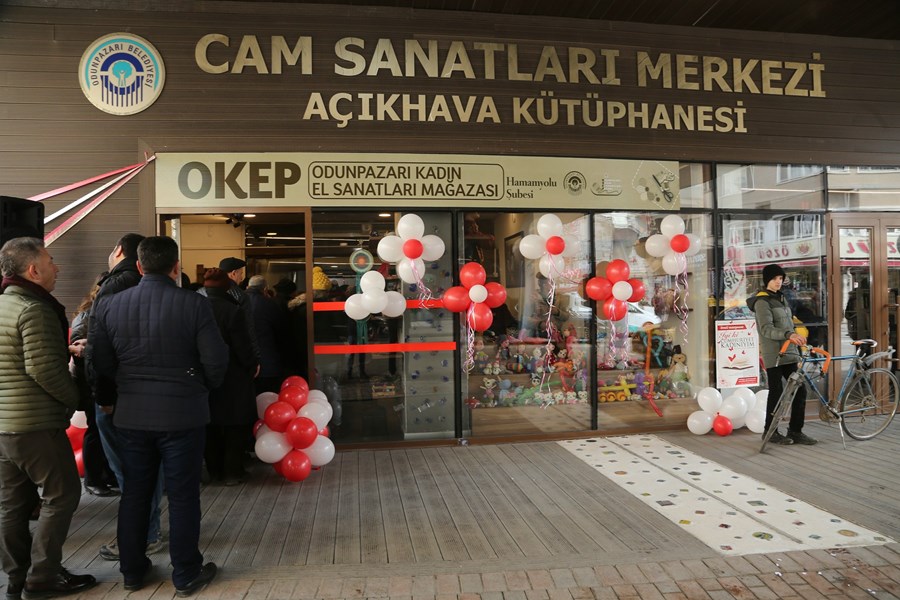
0, 237, 97, 599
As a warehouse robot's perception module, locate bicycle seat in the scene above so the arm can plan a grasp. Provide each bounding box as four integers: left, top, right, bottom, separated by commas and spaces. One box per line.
851, 339, 878, 348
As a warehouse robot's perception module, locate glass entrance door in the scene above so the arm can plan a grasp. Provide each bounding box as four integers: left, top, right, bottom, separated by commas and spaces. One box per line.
830, 215, 900, 375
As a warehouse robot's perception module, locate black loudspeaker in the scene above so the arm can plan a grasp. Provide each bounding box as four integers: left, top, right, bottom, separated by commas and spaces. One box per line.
0, 196, 45, 247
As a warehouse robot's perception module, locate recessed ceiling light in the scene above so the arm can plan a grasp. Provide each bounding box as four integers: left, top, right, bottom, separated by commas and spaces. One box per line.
378, 213, 391, 218
330, 265, 338, 268
267, 231, 277, 236
243, 213, 256, 218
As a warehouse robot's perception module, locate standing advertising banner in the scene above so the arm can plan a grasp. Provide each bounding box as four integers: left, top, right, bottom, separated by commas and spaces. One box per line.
715, 320, 760, 388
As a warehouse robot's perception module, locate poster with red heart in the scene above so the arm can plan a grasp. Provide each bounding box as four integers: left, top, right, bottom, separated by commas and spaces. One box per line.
715, 319, 760, 388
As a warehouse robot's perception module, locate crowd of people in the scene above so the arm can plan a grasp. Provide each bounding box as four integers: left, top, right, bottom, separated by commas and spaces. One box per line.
0, 234, 306, 598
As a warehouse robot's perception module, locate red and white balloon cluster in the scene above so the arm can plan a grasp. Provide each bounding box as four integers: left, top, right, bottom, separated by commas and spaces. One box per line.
376, 214, 445, 295
584, 259, 646, 321
344, 270, 407, 321
518, 214, 576, 278
687, 387, 768, 436
254, 376, 335, 482
441, 262, 507, 333
644, 215, 701, 276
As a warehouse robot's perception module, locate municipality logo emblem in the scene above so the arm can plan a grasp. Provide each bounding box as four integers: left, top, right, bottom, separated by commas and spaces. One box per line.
79, 33, 165, 115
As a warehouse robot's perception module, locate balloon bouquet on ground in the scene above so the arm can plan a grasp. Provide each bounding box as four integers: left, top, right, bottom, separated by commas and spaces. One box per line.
65, 411, 88, 476
254, 375, 336, 482
687, 386, 768, 436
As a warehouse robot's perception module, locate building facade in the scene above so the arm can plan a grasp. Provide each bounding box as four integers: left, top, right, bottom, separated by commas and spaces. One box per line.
2, 2, 899, 444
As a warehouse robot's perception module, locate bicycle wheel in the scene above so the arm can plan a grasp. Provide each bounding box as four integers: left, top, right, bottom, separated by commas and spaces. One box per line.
839, 368, 899, 440
760, 374, 802, 452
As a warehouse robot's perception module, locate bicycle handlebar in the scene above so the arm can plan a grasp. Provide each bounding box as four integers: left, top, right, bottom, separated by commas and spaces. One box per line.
778, 340, 832, 373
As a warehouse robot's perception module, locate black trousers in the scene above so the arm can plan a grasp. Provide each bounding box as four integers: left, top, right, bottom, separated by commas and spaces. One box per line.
765, 362, 808, 433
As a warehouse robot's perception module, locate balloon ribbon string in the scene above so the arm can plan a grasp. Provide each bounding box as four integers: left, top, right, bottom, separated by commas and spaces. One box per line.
464, 305, 475, 372
675, 269, 690, 343
412, 260, 433, 305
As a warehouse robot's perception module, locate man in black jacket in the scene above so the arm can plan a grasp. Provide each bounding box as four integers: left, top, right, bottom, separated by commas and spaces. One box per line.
88, 236, 228, 597
88, 233, 166, 561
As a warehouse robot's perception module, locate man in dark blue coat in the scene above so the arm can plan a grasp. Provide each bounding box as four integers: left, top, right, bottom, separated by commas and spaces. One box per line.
87, 236, 228, 597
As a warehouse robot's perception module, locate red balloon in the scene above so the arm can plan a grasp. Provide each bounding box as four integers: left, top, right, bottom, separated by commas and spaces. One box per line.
459, 262, 486, 288
713, 415, 734, 436
253, 419, 265, 437
66, 425, 85, 451
626, 278, 646, 302
484, 282, 507, 309
319, 426, 330, 437
467, 303, 494, 332
281, 376, 309, 393
278, 385, 308, 411
585, 277, 612, 301
602, 297, 628, 321
264, 401, 297, 433
281, 450, 312, 482
403, 238, 423, 259
545, 235, 565, 256
442, 286, 471, 312
605, 259, 630, 283
74, 449, 84, 477
670, 234, 690, 253
285, 417, 318, 450
273, 459, 285, 476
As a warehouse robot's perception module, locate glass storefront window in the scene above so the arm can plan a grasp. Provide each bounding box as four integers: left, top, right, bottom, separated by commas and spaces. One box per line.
828, 166, 900, 211
462, 211, 591, 437
720, 213, 826, 346
593, 212, 712, 431
311, 211, 455, 443
678, 163, 714, 209
717, 164, 825, 210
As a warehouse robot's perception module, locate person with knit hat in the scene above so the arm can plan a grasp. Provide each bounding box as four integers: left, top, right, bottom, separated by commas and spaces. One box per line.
747, 263, 817, 446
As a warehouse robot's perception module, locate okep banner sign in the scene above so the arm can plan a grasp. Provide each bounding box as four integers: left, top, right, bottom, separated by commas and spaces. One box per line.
79, 33, 166, 115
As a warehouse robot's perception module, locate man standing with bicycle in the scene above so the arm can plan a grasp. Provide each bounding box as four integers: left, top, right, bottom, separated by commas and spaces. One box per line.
748, 264, 818, 446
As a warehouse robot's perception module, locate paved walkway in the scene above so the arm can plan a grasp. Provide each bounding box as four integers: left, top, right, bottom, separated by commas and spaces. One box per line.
10, 421, 900, 599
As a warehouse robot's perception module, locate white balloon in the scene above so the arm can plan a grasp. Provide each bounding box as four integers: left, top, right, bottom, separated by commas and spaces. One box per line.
696, 387, 722, 413
662, 252, 687, 275
305, 435, 336, 467
344, 294, 370, 320
397, 257, 425, 284
397, 214, 425, 240
612, 281, 633, 301
730, 412, 746, 430
537, 214, 564, 238
362, 289, 388, 314
299, 402, 332, 430
377, 235, 403, 263
420, 235, 446, 261
468, 284, 488, 303
519, 234, 546, 260
308, 389, 328, 404
254, 431, 291, 463
70, 410, 88, 429
730, 387, 757, 411
359, 271, 385, 293
660, 214, 686, 238
255, 391, 279, 420
753, 389, 769, 411
687, 410, 713, 435
382, 291, 407, 318
645, 234, 670, 258
719, 395, 748, 420
562, 236, 580, 257
745, 409, 767, 433
254, 424, 272, 439
539, 253, 565, 278
685, 233, 702, 256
